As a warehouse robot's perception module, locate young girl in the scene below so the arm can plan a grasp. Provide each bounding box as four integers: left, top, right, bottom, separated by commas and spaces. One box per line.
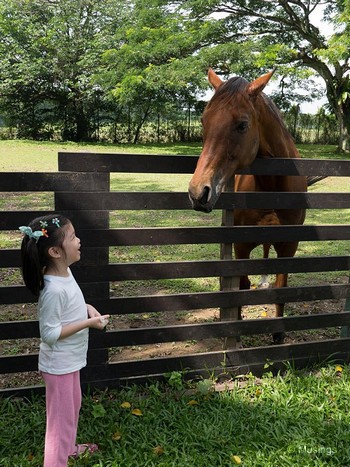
19, 214, 110, 466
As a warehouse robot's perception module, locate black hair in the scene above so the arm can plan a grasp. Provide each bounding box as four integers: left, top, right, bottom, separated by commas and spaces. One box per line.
20, 214, 71, 296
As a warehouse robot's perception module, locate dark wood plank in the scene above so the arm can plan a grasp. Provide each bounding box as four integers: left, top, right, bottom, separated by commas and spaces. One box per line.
82, 337, 350, 378
239, 158, 350, 177
0, 320, 39, 339
89, 283, 350, 314
4, 310, 348, 343
58, 153, 350, 176
2, 282, 349, 309
0, 286, 37, 304
2, 253, 349, 276
54, 191, 350, 210
77, 225, 350, 247
74, 256, 350, 281
0, 385, 45, 398
0, 354, 38, 373
0, 210, 109, 230
0, 349, 106, 374
58, 152, 198, 173
0, 172, 109, 191
87, 311, 350, 348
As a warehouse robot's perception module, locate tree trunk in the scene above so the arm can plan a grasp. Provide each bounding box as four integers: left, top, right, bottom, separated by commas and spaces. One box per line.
133, 102, 151, 144
338, 100, 350, 153
75, 104, 90, 142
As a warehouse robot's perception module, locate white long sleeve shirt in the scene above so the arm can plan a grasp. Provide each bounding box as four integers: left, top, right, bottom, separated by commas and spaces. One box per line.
38, 269, 89, 375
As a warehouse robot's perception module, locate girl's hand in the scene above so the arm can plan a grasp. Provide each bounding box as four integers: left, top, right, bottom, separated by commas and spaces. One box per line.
89, 314, 110, 330
87, 304, 101, 318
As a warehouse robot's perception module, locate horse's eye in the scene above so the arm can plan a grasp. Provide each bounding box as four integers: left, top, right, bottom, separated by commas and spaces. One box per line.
236, 121, 249, 133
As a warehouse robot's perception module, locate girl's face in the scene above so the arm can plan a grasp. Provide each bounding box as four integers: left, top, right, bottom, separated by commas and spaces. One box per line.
61, 223, 81, 266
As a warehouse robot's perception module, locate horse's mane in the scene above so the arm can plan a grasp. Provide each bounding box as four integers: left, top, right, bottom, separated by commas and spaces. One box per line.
206, 76, 290, 138
206, 76, 248, 111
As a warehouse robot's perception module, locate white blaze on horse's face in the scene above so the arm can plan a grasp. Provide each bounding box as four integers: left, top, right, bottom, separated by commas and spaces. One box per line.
188, 68, 274, 212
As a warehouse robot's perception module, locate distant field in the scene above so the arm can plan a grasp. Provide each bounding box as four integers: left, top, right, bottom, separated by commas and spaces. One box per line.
0, 139, 343, 173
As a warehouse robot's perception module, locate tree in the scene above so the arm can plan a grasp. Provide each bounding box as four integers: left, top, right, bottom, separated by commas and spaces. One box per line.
166, 0, 350, 152
98, 0, 209, 143
0, 0, 130, 141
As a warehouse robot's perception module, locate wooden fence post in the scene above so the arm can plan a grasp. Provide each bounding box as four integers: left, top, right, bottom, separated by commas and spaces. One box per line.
56, 156, 110, 371
220, 176, 241, 349
341, 276, 350, 338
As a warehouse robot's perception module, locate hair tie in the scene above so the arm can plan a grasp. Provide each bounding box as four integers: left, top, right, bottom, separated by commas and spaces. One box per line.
52, 217, 61, 228
19, 226, 45, 243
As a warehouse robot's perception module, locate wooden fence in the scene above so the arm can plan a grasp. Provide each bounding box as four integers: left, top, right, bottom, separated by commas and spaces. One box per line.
1, 152, 350, 398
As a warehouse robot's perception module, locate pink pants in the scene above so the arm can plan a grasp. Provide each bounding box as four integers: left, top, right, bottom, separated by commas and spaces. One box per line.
42, 371, 81, 467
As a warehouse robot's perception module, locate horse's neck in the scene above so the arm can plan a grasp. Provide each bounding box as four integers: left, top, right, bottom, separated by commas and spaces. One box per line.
257, 98, 300, 159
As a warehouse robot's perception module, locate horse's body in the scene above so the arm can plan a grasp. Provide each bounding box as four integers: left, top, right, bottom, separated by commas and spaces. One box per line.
188, 69, 307, 344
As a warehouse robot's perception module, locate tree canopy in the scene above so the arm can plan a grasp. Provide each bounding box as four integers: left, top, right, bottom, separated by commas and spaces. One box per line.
0, 0, 348, 150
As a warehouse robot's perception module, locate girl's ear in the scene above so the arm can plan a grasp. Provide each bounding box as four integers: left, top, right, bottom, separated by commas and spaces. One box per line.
47, 246, 61, 259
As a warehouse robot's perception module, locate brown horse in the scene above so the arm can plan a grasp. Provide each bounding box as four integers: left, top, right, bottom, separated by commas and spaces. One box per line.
188, 68, 307, 344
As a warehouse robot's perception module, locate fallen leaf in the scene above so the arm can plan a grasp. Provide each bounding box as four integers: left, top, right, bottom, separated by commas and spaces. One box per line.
153, 445, 164, 455
187, 399, 199, 406
131, 408, 143, 416
261, 311, 268, 317
120, 401, 131, 409
112, 431, 122, 441
231, 454, 242, 464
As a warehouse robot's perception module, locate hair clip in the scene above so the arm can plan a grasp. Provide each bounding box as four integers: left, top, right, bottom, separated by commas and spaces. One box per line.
19, 226, 45, 243
40, 221, 48, 229
52, 217, 61, 228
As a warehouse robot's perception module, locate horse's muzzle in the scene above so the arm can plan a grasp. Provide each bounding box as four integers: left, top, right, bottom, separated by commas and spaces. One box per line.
188, 186, 214, 213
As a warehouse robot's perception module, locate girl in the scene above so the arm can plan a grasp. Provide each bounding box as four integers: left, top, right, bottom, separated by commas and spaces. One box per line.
19, 214, 110, 466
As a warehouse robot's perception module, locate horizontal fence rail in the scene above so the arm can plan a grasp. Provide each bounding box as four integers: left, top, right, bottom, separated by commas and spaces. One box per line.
1, 153, 350, 397
57, 153, 350, 176
1, 282, 350, 308
0, 172, 109, 191
66, 225, 350, 246
54, 191, 350, 210
2, 254, 350, 278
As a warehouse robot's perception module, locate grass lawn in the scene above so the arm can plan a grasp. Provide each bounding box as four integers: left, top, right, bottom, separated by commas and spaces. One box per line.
1, 364, 350, 466
0, 139, 344, 172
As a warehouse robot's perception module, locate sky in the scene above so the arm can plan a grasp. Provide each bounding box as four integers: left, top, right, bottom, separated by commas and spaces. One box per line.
298, 5, 332, 113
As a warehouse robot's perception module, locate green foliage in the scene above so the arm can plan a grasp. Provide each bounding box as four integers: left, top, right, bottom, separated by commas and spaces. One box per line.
2, 365, 350, 465
163, 0, 350, 150
1, 0, 349, 149
0, 0, 130, 141
164, 370, 186, 390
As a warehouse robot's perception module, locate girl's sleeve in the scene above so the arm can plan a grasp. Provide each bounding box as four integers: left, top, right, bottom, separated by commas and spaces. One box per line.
39, 286, 65, 346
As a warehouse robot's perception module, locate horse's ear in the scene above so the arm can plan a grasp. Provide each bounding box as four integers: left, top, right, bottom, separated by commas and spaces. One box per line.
247, 70, 274, 99
208, 68, 223, 90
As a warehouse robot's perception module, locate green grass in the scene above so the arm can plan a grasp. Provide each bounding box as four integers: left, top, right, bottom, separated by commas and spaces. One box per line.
0, 139, 342, 173
0, 139, 203, 172
1, 364, 350, 466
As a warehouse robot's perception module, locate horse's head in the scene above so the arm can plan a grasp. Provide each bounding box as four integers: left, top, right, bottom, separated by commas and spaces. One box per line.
188, 68, 274, 212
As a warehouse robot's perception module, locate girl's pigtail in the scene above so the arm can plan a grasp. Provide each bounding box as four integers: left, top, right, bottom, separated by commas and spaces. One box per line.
20, 235, 44, 296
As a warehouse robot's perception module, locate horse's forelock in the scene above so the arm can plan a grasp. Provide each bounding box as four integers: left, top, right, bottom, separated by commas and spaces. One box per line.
206, 76, 250, 111
206, 76, 287, 133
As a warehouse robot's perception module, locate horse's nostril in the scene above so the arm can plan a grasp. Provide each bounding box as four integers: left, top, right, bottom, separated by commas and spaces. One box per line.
199, 186, 211, 205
